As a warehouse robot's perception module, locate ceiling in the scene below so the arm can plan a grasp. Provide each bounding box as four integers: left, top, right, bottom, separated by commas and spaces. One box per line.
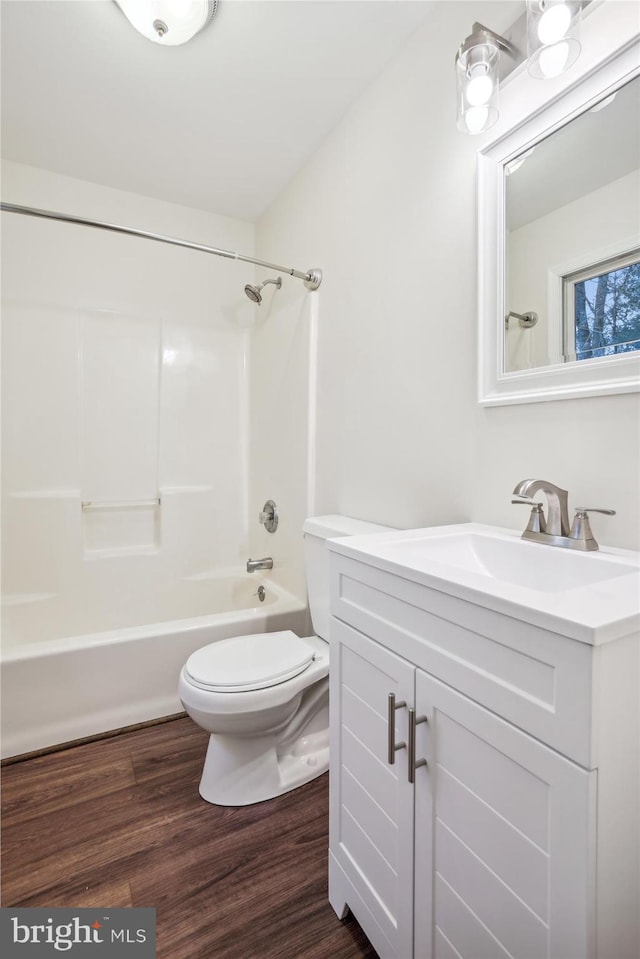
1, 0, 435, 221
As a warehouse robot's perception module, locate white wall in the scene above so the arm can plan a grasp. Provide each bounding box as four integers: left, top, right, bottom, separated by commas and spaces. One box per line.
1, 162, 258, 641
255, 0, 640, 552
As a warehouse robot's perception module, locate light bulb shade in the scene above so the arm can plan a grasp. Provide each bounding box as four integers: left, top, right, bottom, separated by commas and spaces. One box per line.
526, 1, 581, 79
456, 33, 500, 135
115, 0, 217, 46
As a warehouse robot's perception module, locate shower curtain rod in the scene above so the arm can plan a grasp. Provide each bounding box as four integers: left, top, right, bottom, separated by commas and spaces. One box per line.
0, 202, 323, 290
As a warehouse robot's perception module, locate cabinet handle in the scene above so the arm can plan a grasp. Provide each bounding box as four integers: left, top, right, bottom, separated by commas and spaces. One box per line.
387, 693, 407, 764
408, 707, 428, 783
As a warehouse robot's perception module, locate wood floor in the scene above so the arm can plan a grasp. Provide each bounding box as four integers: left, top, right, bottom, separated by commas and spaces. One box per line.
1, 717, 378, 959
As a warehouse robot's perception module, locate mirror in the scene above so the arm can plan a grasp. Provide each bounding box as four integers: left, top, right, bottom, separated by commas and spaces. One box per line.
478, 40, 640, 405
505, 75, 639, 374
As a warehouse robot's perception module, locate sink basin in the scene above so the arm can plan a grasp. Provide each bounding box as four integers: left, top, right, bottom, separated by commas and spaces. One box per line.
372, 529, 635, 593
329, 523, 640, 643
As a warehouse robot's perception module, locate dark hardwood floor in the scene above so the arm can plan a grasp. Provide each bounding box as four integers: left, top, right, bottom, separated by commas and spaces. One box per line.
1, 717, 378, 959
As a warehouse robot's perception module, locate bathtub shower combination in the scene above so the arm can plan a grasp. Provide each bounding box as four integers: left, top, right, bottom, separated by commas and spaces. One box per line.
1, 571, 308, 759
0, 201, 320, 761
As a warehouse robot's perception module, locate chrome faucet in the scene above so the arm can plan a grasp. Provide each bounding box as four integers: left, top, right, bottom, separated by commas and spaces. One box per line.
512, 479, 615, 551
513, 478, 570, 537
246, 556, 273, 573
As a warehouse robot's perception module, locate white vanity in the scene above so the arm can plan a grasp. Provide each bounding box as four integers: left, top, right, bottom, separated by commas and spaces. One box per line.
327, 524, 640, 959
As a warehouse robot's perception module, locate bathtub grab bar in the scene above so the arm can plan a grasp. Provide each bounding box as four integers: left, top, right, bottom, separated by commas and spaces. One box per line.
81, 498, 161, 510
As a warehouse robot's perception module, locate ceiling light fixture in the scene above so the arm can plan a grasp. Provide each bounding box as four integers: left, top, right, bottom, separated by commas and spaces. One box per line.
114, 0, 218, 46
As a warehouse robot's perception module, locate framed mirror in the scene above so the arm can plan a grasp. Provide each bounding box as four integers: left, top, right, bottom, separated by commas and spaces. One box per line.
478, 39, 640, 405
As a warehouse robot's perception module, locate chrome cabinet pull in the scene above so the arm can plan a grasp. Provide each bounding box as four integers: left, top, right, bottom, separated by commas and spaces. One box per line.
387, 693, 407, 765
408, 707, 427, 783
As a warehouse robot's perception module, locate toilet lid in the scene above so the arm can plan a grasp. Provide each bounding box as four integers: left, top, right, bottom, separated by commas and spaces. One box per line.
184, 631, 316, 692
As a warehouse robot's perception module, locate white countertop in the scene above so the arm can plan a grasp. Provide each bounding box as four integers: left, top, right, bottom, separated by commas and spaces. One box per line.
328, 523, 640, 645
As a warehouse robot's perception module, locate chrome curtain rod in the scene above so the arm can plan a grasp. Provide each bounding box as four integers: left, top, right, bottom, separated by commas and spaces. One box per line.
0, 202, 322, 290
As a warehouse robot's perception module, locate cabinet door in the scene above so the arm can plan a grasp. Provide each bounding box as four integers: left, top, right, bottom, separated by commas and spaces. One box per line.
329, 619, 415, 959
414, 670, 595, 959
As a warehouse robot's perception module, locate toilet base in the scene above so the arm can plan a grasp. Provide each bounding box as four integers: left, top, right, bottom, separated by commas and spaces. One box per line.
198, 720, 329, 806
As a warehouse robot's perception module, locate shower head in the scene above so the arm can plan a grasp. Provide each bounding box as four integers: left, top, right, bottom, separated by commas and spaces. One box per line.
244, 276, 282, 304
244, 284, 262, 304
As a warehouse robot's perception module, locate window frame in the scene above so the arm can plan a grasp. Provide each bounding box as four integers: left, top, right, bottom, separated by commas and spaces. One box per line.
563, 247, 640, 363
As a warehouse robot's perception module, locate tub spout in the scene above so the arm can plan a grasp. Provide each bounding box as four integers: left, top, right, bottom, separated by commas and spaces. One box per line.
246, 557, 273, 573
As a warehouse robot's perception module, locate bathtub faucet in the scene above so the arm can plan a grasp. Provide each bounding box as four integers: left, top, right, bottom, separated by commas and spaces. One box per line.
246, 557, 273, 573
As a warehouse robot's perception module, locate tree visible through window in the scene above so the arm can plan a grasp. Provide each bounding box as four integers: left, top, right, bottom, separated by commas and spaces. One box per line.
565, 251, 640, 361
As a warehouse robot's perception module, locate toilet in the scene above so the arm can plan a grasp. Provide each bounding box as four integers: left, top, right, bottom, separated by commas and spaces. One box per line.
178, 514, 390, 806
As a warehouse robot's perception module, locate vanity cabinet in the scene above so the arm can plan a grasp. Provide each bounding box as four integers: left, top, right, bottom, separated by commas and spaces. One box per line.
328, 551, 639, 959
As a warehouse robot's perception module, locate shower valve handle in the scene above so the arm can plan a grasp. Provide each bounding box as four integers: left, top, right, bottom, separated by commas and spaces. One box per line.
259, 500, 278, 534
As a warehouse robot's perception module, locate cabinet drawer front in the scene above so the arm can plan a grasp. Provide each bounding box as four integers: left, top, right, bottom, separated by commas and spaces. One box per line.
331, 555, 593, 766
414, 671, 596, 959
329, 620, 415, 958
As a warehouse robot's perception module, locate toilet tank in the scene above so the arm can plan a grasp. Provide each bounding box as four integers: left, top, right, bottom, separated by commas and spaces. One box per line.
303, 514, 394, 640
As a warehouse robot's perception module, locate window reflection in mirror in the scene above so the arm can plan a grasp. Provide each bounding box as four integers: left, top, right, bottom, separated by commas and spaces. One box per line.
504, 75, 640, 374
564, 249, 640, 362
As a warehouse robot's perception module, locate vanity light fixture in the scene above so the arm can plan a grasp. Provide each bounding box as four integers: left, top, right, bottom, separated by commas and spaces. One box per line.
456, 3, 586, 135
590, 92, 618, 113
455, 23, 518, 135
114, 0, 218, 46
504, 146, 536, 175
526, 0, 582, 79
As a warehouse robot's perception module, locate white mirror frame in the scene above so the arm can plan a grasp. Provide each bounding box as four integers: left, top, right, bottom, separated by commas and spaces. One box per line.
478, 39, 640, 406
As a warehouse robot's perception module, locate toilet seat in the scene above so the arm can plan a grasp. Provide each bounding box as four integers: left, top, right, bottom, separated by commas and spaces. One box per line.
184, 630, 316, 693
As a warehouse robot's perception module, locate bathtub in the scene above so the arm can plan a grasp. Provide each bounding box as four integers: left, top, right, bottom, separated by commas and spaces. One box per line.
0, 574, 309, 759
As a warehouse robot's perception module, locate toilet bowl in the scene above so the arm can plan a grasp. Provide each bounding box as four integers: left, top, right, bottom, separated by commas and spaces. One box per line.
179, 514, 392, 806
178, 631, 329, 806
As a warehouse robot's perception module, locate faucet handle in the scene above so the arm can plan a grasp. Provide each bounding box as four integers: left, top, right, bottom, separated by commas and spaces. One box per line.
570, 507, 616, 551
258, 499, 278, 533
511, 499, 546, 534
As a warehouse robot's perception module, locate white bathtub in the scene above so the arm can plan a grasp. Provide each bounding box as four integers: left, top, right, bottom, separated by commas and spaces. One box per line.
0, 574, 309, 759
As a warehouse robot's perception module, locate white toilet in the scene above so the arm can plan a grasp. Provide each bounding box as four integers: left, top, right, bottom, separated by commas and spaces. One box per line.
179, 514, 389, 806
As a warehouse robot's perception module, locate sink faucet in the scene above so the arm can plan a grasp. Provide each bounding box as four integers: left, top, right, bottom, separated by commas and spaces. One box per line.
246, 556, 273, 573
513, 479, 570, 537
512, 479, 615, 551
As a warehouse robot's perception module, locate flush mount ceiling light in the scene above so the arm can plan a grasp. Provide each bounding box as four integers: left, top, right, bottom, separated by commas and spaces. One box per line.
114, 0, 218, 46
526, 0, 582, 79
455, 23, 518, 136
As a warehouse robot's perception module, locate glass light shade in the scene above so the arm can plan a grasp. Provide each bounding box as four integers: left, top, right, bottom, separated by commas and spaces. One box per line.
456, 37, 500, 135
526, 1, 581, 79
114, 0, 217, 46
